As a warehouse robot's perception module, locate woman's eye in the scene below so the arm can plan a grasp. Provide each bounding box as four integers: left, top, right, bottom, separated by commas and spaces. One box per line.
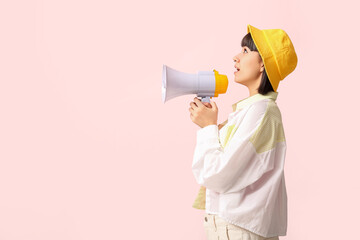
243, 49, 248, 53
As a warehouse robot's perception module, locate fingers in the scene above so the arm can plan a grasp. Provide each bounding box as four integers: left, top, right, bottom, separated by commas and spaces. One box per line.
189, 101, 196, 113
189, 102, 197, 109
190, 98, 213, 109
203, 102, 211, 107
193, 97, 204, 107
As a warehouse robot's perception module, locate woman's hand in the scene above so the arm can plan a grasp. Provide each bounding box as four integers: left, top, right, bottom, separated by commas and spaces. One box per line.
189, 97, 218, 128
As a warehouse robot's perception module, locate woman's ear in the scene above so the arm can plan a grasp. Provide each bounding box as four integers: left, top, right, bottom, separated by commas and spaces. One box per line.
258, 56, 265, 72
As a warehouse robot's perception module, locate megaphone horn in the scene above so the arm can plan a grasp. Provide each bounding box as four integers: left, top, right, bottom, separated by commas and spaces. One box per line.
162, 64, 228, 103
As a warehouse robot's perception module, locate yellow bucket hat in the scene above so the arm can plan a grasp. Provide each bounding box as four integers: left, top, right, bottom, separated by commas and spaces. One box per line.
247, 24, 298, 92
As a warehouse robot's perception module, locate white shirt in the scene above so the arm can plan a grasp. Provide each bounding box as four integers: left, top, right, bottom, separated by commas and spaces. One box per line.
191, 91, 287, 238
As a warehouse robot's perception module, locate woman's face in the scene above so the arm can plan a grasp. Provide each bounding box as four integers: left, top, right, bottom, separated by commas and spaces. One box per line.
233, 46, 264, 87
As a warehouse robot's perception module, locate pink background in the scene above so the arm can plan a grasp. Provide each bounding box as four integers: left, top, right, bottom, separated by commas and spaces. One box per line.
0, 0, 359, 239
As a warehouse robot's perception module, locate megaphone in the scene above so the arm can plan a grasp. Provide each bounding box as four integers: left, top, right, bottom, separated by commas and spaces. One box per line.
162, 64, 228, 103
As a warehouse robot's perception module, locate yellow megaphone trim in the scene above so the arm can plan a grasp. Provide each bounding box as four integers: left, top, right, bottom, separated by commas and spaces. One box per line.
213, 69, 228, 97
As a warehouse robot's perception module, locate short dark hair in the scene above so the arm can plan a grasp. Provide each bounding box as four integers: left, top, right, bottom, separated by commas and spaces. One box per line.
241, 33, 274, 95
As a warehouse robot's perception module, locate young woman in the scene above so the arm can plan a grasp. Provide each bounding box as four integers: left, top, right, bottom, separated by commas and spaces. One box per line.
189, 24, 298, 240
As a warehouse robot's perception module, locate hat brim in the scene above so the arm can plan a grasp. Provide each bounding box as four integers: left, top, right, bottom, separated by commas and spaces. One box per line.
247, 24, 281, 92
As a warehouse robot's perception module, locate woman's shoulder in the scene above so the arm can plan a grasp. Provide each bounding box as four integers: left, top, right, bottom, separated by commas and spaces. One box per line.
236, 99, 270, 118
229, 99, 283, 126
246, 99, 282, 119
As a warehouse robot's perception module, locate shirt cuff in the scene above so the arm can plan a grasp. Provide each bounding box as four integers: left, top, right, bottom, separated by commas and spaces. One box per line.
196, 124, 220, 145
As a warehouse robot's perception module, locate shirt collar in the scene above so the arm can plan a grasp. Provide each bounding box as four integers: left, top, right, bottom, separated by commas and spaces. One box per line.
232, 91, 278, 112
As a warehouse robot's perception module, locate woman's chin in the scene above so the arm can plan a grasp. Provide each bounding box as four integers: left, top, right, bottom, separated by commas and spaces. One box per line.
234, 77, 245, 85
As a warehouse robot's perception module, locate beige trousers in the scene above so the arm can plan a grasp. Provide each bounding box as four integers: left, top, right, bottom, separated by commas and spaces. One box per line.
203, 213, 280, 240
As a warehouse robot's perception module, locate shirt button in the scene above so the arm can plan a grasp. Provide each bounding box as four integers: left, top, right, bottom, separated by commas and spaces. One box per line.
204, 217, 207, 222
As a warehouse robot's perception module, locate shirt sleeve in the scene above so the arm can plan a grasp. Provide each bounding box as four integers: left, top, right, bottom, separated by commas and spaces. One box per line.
191, 102, 275, 194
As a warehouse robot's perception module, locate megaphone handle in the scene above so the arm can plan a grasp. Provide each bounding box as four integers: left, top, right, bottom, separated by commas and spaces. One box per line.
201, 96, 211, 103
